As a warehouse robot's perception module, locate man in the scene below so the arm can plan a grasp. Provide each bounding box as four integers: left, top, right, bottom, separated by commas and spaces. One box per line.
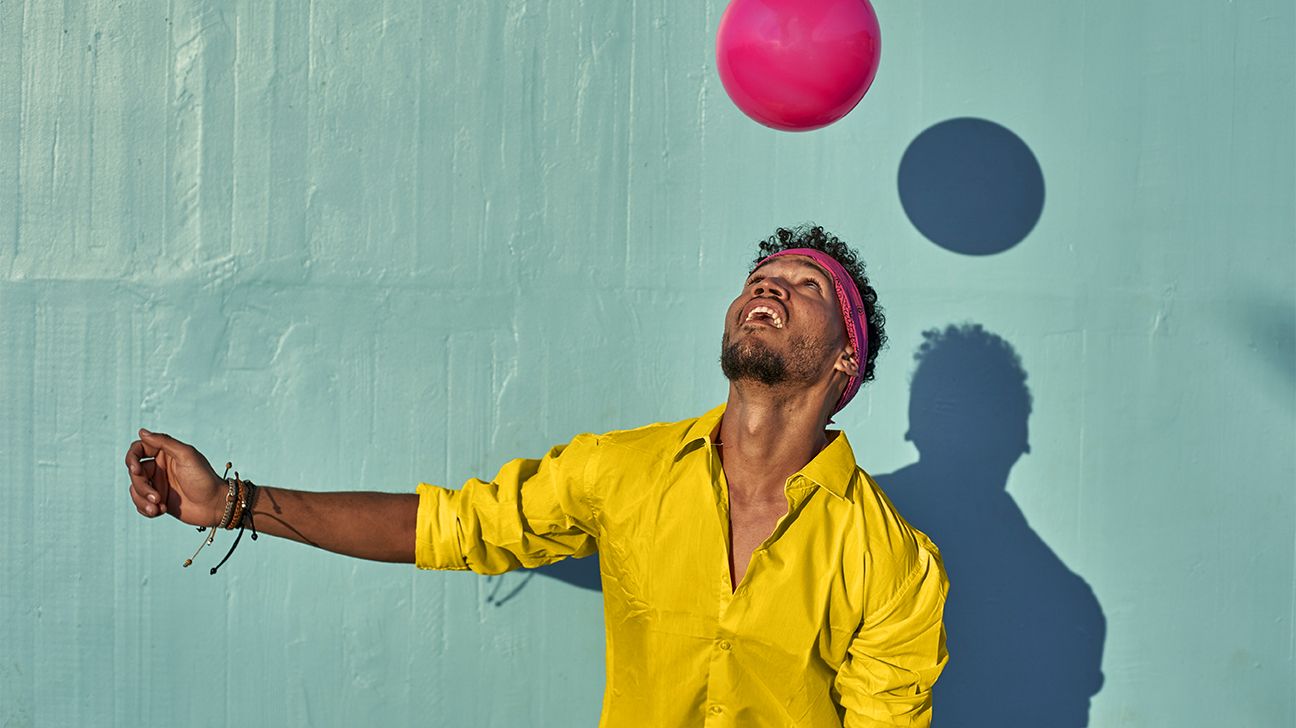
125, 225, 948, 726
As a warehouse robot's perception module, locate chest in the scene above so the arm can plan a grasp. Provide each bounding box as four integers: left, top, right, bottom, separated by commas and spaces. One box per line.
727, 494, 789, 588
597, 467, 865, 668
596, 447, 858, 605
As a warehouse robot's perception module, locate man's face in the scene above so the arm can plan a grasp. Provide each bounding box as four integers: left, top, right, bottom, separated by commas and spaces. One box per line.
720, 256, 850, 388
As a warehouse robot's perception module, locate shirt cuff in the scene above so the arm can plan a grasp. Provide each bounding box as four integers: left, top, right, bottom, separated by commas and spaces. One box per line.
414, 483, 469, 570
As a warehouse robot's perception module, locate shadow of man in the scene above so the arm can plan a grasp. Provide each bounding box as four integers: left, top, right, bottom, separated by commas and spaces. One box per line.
878, 324, 1106, 727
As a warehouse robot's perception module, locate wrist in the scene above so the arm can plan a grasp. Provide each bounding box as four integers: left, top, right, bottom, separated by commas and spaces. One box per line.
180, 466, 260, 574
188, 485, 223, 526
196, 466, 233, 526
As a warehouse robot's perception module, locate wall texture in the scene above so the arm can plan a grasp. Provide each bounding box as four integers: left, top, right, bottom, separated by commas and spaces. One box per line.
2, 1, 1292, 726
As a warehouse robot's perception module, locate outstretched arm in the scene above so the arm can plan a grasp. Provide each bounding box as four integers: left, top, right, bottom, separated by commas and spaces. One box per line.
125, 429, 418, 563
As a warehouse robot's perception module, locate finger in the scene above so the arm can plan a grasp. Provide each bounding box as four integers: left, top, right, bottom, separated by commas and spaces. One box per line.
125, 439, 150, 474
138, 428, 193, 460
141, 460, 169, 511
126, 443, 161, 504
133, 430, 164, 460
125, 457, 169, 516
128, 482, 161, 517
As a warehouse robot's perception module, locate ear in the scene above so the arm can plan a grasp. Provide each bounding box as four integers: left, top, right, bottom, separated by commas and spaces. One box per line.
833, 346, 860, 378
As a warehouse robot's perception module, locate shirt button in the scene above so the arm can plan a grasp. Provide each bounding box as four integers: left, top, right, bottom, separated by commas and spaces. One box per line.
709, 705, 723, 715
718, 640, 732, 651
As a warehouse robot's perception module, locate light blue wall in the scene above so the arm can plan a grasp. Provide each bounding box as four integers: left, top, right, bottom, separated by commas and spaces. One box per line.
2, 1, 1292, 726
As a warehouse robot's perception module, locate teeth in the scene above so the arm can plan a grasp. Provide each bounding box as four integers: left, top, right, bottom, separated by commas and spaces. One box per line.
745, 305, 784, 328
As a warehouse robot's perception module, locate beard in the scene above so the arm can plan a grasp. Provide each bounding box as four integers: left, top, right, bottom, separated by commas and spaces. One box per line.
720, 329, 826, 386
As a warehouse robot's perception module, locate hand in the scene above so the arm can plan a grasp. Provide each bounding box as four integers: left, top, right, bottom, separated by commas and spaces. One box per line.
125, 429, 226, 526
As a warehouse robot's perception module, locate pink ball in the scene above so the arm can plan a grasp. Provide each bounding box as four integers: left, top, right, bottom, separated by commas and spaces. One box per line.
716, 0, 882, 132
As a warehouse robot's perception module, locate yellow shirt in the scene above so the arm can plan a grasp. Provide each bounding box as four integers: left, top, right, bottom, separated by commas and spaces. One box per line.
415, 404, 949, 727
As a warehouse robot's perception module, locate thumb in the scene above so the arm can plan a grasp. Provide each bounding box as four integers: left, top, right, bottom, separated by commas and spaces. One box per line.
138, 428, 189, 458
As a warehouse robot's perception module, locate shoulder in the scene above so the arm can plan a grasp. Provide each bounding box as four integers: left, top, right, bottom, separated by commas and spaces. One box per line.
549, 415, 708, 512
855, 467, 940, 553
584, 413, 708, 456
536, 413, 706, 480
849, 467, 944, 607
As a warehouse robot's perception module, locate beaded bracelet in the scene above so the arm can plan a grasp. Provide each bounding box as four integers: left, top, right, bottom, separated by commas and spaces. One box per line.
182, 462, 259, 574
227, 475, 246, 529
216, 475, 238, 529
182, 462, 234, 568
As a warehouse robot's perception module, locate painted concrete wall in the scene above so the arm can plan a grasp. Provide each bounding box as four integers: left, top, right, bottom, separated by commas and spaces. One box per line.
2, 1, 1292, 725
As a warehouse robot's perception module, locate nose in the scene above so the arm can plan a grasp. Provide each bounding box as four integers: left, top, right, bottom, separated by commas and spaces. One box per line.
753, 277, 788, 298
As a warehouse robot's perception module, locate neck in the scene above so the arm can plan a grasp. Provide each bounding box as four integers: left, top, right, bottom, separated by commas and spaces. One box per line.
716, 381, 836, 499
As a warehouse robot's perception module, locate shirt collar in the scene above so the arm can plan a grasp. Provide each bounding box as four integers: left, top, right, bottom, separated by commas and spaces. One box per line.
677, 402, 728, 455
676, 403, 857, 500
798, 430, 856, 500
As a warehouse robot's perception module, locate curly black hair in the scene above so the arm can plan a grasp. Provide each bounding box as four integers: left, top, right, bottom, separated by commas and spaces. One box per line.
752, 224, 887, 384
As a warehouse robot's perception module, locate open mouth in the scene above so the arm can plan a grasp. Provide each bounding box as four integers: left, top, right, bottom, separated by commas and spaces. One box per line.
743, 304, 784, 329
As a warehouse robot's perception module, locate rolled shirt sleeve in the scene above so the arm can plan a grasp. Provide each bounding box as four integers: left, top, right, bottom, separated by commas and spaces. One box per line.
414, 434, 601, 574
835, 535, 950, 727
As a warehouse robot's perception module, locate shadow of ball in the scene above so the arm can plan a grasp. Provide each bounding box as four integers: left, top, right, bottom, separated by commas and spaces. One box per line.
898, 118, 1045, 256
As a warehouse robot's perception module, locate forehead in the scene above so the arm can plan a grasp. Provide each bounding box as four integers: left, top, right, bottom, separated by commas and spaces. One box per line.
750, 254, 833, 280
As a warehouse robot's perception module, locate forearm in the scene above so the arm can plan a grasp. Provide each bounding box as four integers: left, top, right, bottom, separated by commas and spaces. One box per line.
248, 486, 419, 563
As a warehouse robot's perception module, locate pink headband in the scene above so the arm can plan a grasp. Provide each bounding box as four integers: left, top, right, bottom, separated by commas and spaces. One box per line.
755, 248, 869, 414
